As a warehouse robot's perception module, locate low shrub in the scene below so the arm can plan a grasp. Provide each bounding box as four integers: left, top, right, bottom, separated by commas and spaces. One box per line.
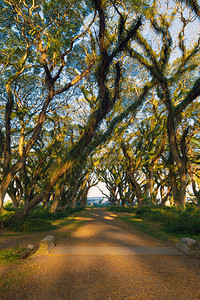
111, 204, 200, 236
143, 209, 164, 221
135, 206, 200, 235
135, 206, 152, 216
8, 218, 56, 232
1, 206, 85, 232
185, 203, 199, 213
0, 210, 15, 228
27, 207, 70, 221
164, 211, 200, 234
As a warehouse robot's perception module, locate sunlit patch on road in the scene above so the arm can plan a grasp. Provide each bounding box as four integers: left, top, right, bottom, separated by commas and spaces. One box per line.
103, 216, 114, 220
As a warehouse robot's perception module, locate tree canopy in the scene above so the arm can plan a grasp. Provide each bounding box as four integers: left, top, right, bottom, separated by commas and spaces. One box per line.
0, 0, 199, 224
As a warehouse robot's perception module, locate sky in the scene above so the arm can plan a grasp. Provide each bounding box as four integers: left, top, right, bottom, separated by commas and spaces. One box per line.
88, 182, 109, 198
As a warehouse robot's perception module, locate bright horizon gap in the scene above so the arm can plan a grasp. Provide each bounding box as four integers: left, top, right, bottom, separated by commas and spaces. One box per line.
88, 182, 109, 198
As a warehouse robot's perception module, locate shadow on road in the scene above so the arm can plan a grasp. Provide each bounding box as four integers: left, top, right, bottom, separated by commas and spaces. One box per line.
1, 208, 200, 299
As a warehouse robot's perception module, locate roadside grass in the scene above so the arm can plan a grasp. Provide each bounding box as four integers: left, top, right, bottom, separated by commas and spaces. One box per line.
0, 205, 85, 233
108, 205, 200, 242
0, 247, 26, 264
0, 208, 89, 265
118, 214, 191, 243
52, 215, 89, 237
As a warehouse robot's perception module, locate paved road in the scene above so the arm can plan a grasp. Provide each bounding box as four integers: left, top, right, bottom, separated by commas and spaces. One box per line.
1, 208, 200, 299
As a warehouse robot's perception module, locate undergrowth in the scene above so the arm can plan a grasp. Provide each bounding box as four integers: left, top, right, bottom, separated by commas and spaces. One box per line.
0, 247, 26, 264
0, 204, 84, 233
108, 204, 200, 238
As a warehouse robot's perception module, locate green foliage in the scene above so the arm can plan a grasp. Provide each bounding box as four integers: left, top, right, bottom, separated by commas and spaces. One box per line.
8, 218, 55, 233
135, 206, 152, 215
0, 248, 26, 264
0, 210, 15, 228
110, 205, 200, 236
3, 202, 16, 211
0, 0, 200, 222
1, 206, 84, 232
164, 210, 200, 234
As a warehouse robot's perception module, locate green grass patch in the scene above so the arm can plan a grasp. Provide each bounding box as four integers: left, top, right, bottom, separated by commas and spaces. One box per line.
110, 205, 200, 242
9, 218, 57, 232
119, 214, 175, 241
0, 247, 26, 264
1, 206, 85, 233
